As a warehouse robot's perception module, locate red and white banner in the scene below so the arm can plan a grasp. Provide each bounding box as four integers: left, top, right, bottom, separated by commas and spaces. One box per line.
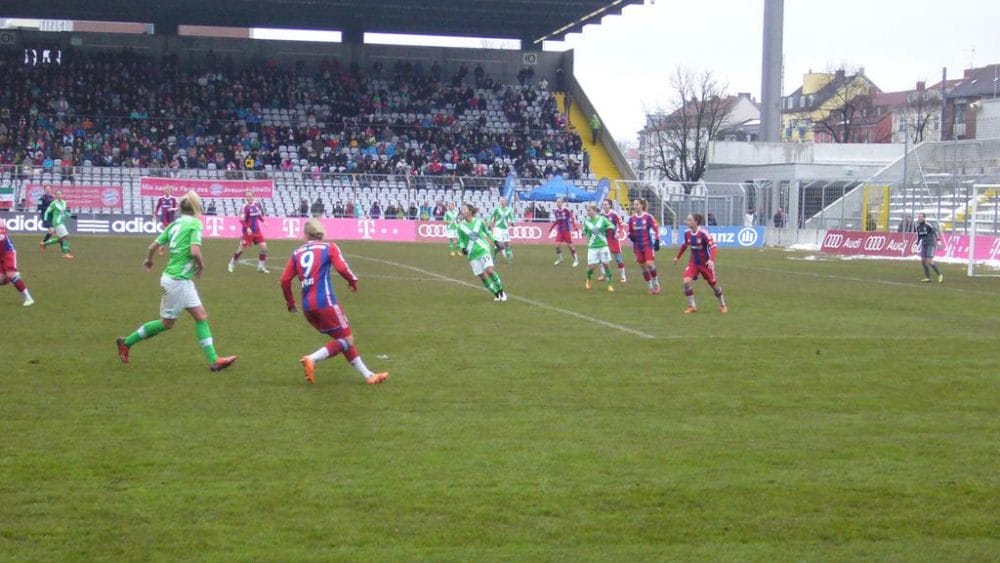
821, 229, 1000, 262
25, 183, 123, 209
414, 220, 583, 245
140, 177, 274, 199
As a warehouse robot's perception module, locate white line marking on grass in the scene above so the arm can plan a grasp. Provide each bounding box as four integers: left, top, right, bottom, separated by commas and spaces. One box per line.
365, 274, 454, 283
740, 265, 1000, 297
351, 254, 658, 339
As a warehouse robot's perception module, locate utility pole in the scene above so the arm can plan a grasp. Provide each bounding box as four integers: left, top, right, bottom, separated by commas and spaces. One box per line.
759, 0, 784, 143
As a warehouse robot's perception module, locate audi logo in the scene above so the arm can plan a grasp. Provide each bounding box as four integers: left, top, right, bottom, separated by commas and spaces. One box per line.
418, 224, 451, 238
509, 226, 544, 240
418, 224, 544, 240
823, 233, 845, 248
863, 236, 887, 251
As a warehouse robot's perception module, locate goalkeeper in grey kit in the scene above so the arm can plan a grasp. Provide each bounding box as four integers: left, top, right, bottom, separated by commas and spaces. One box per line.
915, 213, 943, 283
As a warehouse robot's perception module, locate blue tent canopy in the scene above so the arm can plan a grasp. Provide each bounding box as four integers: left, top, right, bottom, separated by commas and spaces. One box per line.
522, 175, 605, 203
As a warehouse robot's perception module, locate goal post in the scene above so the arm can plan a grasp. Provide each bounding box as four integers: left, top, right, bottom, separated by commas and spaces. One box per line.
967, 184, 1000, 277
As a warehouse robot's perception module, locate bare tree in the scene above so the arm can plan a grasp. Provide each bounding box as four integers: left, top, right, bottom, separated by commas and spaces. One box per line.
813, 67, 881, 143
642, 68, 729, 187
815, 89, 874, 143
900, 87, 940, 143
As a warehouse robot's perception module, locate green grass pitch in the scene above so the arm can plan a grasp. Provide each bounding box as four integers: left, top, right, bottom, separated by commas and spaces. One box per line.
2, 235, 998, 560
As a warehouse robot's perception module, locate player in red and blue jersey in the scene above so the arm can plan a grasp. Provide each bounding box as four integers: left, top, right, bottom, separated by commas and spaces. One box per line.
280, 219, 388, 386
627, 198, 661, 294
601, 198, 627, 283
549, 197, 579, 267
153, 187, 179, 228
674, 213, 727, 314
228, 191, 269, 273
0, 224, 35, 306
152, 186, 179, 256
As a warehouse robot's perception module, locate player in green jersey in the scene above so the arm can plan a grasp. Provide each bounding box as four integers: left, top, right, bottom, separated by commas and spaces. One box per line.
489, 197, 516, 264
41, 190, 74, 259
582, 204, 616, 292
115, 191, 238, 372
444, 202, 460, 256
456, 204, 507, 302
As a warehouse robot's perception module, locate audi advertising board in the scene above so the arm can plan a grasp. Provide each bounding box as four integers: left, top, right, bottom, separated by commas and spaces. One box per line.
820, 229, 1000, 262
415, 221, 583, 245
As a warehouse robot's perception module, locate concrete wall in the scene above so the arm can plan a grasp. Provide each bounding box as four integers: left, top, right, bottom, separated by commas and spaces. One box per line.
978, 99, 1000, 141
709, 141, 905, 167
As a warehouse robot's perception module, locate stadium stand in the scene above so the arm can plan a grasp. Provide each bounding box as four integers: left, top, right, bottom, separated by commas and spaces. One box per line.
0, 49, 608, 219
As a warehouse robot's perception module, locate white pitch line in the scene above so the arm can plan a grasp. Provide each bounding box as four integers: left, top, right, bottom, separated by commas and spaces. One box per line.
350, 254, 658, 339
741, 264, 1000, 297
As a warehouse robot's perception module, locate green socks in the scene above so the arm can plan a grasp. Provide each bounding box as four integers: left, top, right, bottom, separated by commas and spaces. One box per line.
123, 319, 218, 363
195, 319, 218, 363
124, 320, 167, 347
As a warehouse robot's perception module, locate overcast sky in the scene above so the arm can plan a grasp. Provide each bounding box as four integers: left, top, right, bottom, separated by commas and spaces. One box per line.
545, 0, 1000, 142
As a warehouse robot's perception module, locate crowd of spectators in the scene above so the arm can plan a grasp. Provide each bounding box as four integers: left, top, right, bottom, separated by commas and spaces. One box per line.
0, 49, 585, 181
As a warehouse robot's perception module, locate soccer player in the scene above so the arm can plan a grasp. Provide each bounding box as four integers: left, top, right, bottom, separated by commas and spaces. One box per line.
37, 185, 55, 249
228, 191, 269, 273
627, 198, 660, 294
115, 191, 237, 372
582, 204, 616, 292
153, 186, 179, 256
280, 219, 388, 385
601, 198, 628, 283
41, 190, 73, 259
457, 204, 507, 302
549, 197, 579, 267
915, 213, 944, 283
489, 196, 516, 264
674, 213, 728, 314
444, 202, 460, 256
0, 223, 35, 306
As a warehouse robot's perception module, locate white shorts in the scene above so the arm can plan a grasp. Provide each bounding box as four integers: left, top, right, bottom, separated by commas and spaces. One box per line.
493, 228, 510, 243
470, 253, 495, 276
588, 247, 612, 265
54, 224, 69, 238
160, 275, 203, 319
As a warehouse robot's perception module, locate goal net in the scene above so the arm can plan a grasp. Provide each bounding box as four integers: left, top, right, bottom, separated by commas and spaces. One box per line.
967, 184, 1000, 277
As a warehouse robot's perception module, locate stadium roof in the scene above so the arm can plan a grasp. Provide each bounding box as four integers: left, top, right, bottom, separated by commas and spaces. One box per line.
3, 0, 644, 45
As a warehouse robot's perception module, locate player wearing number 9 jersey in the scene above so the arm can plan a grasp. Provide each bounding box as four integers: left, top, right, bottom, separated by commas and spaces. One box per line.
280, 219, 388, 385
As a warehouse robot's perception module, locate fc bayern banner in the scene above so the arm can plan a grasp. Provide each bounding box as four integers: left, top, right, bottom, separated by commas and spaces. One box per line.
25, 183, 123, 209
140, 177, 274, 199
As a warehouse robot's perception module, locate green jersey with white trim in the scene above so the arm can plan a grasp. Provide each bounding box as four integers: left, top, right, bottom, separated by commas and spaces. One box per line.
583, 216, 614, 249
155, 215, 203, 280
444, 209, 459, 229
44, 199, 69, 226
456, 217, 493, 260
490, 206, 515, 229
